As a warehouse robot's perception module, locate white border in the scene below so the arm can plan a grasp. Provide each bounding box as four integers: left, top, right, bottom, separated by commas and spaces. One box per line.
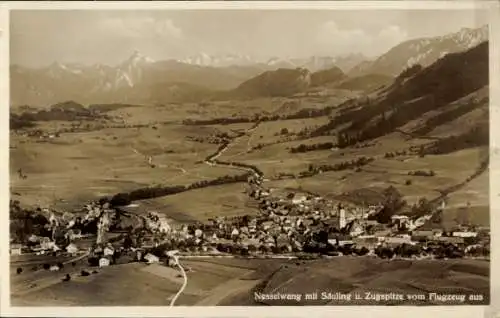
2, 0, 499, 10
1, 1, 499, 317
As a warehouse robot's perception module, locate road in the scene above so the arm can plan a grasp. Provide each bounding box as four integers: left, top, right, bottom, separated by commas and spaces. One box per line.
203, 122, 263, 176
169, 255, 188, 307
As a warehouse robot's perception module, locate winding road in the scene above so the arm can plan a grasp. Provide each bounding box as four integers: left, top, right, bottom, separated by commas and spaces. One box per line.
169, 122, 263, 306
122, 120, 489, 306
203, 122, 263, 176
169, 254, 187, 307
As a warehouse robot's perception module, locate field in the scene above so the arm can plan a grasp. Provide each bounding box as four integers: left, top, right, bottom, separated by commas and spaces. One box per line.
11, 87, 489, 226
10, 118, 243, 209
138, 183, 258, 223
9, 92, 351, 208
9, 88, 490, 307
10, 256, 489, 306
7, 14, 493, 311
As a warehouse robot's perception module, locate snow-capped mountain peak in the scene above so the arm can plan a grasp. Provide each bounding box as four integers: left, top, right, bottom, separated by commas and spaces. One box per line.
349, 25, 488, 77
178, 52, 256, 67
112, 51, 155, 88
442, 25, 488, 49
123, 50, 155, 66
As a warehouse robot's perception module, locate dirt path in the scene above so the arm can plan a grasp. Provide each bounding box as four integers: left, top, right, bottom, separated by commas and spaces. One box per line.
169, 255, 188, 307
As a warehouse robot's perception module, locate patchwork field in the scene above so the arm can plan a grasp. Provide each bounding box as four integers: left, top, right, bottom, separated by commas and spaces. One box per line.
10, 93, 489, 228
11, 256, 489, 306
10, 120, 244, 209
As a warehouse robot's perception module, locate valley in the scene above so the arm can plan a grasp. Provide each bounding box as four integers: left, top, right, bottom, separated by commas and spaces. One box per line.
9, 21, 490, 307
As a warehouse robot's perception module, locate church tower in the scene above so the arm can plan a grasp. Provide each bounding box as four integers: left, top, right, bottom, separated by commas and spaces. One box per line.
339, 208, 346, 230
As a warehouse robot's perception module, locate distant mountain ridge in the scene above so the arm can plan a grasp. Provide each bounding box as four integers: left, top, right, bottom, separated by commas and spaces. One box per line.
178, 53, 366, 73
322, 41, 489, 151
230, 67, 313, 98
10, 25, 487, 107
10, 53, 363, 107
349, 25, 488, 77
10, 53, 270, 107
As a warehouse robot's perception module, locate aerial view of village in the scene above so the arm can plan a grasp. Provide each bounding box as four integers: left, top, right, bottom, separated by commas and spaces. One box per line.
8, 8, 490, 307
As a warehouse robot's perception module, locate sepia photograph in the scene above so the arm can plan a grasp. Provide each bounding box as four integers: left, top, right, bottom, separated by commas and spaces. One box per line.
5, 2, 495, 311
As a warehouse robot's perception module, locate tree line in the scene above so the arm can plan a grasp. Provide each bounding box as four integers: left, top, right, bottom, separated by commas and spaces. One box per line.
182, 104, 341, 126
109, 172, 251, 206
412, 95, 488, 136
299, 156, 375, 178
420, 125, 488, 155
290, 142, 334, 153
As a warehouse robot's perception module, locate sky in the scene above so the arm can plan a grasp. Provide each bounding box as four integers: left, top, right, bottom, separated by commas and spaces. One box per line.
10, 9, 489, 68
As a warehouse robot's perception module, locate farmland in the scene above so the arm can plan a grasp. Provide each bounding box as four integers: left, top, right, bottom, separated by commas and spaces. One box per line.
11, 256, 489, 306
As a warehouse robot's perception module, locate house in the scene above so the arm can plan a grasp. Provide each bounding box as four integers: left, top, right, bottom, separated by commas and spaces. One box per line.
144, 253, 160, 264
99, 257, 111, 267
465, 244, 482, 253
28, 234, 40, 243
338, 240, 354, 247
231, 228, 240, 239
385, 236, 412, 245
373, 230, 391, 240
412, 230, 434, 241
292, 195, 307, 205
344, 220, 364, 237
391, 215, 409, 221
437, 236, 465, 245
166, 257, 177, 267
68, 229, 83, 240
452, 231, 478, 238
10, 244, 22, 255
41, 238, 55, 250
103, 246, 114, 257
66, 243, 78, 255
166, 250, 179, 257
262, 221, 273, 230
159, 218, 171, 233
391, 215, 410, 229
50, 265, 61, 271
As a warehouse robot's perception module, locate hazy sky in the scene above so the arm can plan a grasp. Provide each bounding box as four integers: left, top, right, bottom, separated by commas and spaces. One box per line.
11, 9, 489, 67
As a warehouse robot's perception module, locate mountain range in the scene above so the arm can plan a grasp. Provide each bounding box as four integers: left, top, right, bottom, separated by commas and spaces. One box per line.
178, 53, 366, 73
10, 25, 488, 107
349, 25, 488, 77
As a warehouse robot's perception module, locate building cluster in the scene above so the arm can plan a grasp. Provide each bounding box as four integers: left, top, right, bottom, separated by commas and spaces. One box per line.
10, 173, 490, 265
135, 173, 490, 260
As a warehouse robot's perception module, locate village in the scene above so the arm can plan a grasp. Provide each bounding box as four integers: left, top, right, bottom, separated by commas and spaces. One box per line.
10, 168, 490, 281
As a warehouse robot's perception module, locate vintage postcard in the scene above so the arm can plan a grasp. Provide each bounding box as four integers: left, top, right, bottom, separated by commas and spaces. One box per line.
1, 1, 499, 317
